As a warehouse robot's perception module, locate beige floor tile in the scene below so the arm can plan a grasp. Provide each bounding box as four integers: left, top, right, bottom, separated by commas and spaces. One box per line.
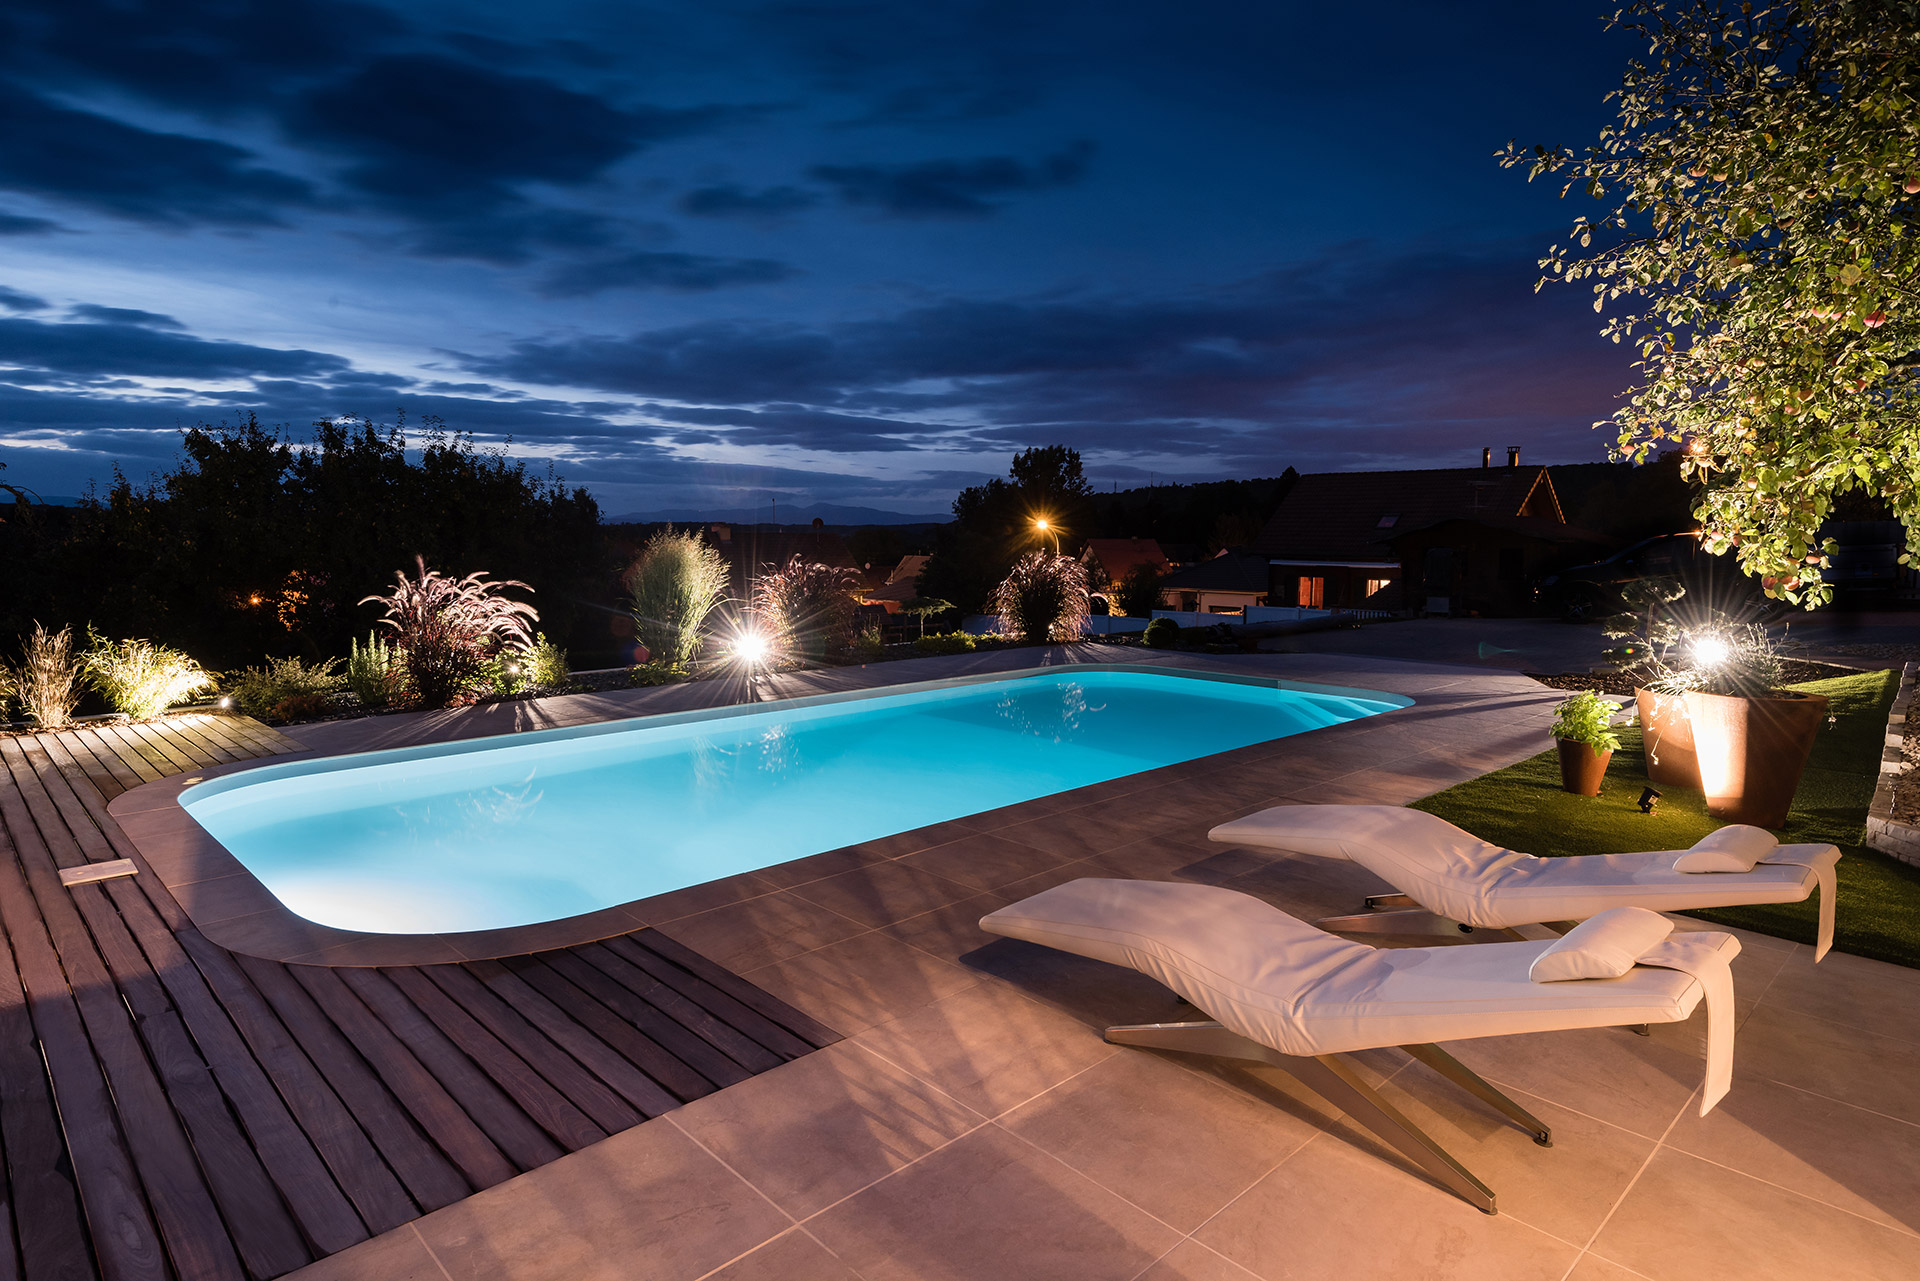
788, 860, 978, 929
700, 1229, 862, 1280
670, 1042, 983, 1220
897, 831, 1084, 892
1591, 1147, 1920, 1281
1372, 1063, 1657, 1244
1191, 1135, 1579, 1281
652, 889, 870, 974
1663, 1074, 1920, 1233
410, 1119, 790, 1281
1438, 1021, 1705, 1138
282, 1225, 445, 1281
999, 1050, 1316, 1232
745, 931, 982, 1035
803, 1124, 1181, 1281
854, 980, 1119, 1117
1562, 1251, 1657, 1280
1131, 1239, 1265, 1281
1757, 948, 1920, 1045
1735, 1003, 1920, 1125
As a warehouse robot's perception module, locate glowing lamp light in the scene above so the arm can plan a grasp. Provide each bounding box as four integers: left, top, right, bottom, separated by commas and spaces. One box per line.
731, 630, 771, 665
1033, 518, 1050, 532
217, 696, 233, 709
1691, 635, 1732, 668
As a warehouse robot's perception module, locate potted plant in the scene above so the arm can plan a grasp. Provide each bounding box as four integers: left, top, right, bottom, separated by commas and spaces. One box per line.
1551, 690, 1622, 796
1602, 578, 1702, 788
1652, 623, 1825, 828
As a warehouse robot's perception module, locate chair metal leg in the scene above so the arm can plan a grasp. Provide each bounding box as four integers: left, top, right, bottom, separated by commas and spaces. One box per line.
1364, 893, 1419, 910
1400, 1043, 1552, 1147
1104, 1020, 1500, 1214
1316, 907, 1478, 937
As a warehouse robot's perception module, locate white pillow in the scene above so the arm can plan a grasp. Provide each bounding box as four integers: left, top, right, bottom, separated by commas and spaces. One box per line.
1673, 825, 1778, 873
1529, 907, 1675, 983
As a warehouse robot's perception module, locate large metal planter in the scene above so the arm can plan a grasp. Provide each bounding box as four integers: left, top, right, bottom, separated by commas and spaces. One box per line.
1682, 689, 1830, 828
1635, 687, 1701, 790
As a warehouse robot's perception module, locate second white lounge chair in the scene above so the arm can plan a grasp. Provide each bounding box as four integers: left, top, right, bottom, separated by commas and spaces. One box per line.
981, 879, 1737, 1215
1208, 804, 1838, 961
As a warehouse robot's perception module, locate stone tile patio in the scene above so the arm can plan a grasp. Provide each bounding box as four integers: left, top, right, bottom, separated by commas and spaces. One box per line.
281, 647, 1920, 1281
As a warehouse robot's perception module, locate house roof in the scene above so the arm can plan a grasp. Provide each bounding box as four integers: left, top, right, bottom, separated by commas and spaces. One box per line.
1158, 551, 1269, 595
1250, 466, 1564, 563
1384, 514, 1616, 547
864, 554, 930, 602
1079, 538, 1171, 582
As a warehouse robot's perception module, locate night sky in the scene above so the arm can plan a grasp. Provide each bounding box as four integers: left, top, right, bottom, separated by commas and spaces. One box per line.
0, 1, 1642, 518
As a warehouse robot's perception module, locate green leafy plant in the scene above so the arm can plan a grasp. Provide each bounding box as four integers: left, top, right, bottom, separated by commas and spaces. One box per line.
991, 551, 1090, 643
11, 623, 83, 728
1113, 563, 1166, 618
913, 631, 976, 656
628, 659, 690, 686
754, 556, 861, 658
523, 633, 570, 688
82, 632, 215, 720
227, 655, 342, 722
361, 557, 539, 708
626, 529, 729, 665
1503, 0, 1920, 607
850, 625, 886, 660
345, 632, 401, 709
899, 596, 953, 638
1141, 617, 1181, 649
1551, 690, 1624, 752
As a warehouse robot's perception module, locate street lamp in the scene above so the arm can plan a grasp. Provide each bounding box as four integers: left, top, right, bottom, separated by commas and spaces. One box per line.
1033, 517, 1060, 555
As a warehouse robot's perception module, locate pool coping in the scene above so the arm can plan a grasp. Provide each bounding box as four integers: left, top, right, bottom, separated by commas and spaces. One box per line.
107, 656, 1421, 967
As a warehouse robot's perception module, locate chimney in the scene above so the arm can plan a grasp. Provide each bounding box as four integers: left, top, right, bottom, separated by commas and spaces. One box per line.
1481, 447, 1492, 469
1506, 446, 1521, 468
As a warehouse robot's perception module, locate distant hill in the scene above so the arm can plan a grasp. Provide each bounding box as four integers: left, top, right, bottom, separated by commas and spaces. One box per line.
607, 502, 948, 527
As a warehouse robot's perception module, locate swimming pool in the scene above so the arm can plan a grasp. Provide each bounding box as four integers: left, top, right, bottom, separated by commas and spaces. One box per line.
181, 666, 1405, 934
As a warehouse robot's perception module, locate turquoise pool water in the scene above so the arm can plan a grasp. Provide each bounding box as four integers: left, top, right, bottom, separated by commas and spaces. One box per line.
181, 667, 1404, 934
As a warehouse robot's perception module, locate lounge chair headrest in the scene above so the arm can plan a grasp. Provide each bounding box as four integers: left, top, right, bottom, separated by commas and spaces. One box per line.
1673, 825, 1778, 873
1529, 907, 1675, 983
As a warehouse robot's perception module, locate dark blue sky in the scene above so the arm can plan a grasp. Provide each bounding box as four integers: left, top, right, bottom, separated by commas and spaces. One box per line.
0, 1, 1639, 517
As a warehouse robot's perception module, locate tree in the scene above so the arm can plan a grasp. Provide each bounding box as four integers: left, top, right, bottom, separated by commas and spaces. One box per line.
921, 445, 1096, 613
1504, 0, 1920, 606
1113, 562, 1167, 618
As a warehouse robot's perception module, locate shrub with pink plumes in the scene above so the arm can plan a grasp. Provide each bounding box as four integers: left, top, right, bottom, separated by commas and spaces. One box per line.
992, 552, 1090, 643
753, 556, 861, 659
360, 557, 539, 707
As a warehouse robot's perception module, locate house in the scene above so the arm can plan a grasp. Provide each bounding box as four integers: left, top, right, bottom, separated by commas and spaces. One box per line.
1079, 538, 1170, 592
860, 554, 930, 612
1156, 550, 1269, 615
1248, 449, 1613, 616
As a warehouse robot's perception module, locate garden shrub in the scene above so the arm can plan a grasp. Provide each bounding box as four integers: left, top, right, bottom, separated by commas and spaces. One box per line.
1114, 563, 1165, 618
361, 556, 538, 708
82, 633, 215, 720
228, 656, 342, 721
629, 660, 690, 686
626, 529, 728, 666
11, 623, 82, 727
913, 632, 976, 656
345, 632, 401, 709
850, 625, 886, 660
992, 552, 1090, 643
1141, 617, 1180, 649
754, 556, 860, 658
524, 633, 570, 688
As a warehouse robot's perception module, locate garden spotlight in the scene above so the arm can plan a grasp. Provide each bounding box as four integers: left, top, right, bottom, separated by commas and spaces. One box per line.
1637, 786, 1661, 815
1690, 635, 1731, 668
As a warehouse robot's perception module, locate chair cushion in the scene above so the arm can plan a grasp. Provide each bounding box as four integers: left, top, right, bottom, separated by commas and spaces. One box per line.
1673, 825, 1777, 873
1529, 906, 1675, 982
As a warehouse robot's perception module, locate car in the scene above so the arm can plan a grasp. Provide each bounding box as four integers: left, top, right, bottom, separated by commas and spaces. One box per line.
1536, 531, 1762, 621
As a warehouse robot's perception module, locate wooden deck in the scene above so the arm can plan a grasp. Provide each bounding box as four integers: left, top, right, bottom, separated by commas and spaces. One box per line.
0, 713, 837, 1281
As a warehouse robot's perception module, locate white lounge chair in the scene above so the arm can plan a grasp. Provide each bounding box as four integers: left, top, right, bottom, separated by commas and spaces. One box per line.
1208, 804, 1838, 961
981, 879, 1737, 1215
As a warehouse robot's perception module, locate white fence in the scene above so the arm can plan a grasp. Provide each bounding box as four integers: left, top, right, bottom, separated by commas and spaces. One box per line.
960, 606, 1393, 638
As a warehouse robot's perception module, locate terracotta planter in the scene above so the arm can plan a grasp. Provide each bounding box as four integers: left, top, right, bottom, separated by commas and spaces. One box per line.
1681, 689, 1830, 828
1635, 688, 1701, 789
1556, 738, 1613, 797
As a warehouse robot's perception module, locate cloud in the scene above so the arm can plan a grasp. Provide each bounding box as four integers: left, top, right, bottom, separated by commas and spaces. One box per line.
0, 286, 48, 312
67, 304, 185, 329
0, 314, 349, 381
0, 212, 60, 235
810, 141, 1094, 217
538, 250, 799, 296
678, 184, 818, 219
0, 83, 316, 225
641, 402, 935, 451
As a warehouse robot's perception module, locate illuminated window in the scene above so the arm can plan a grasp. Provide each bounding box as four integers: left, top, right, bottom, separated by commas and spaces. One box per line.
1297, 576, 1324, 608
1364, 578, 1391, 598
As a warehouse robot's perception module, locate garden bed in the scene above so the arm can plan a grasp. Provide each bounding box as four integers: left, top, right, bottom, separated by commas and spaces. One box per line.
1524, 657, 1861, 696
1416, 668, 1920, 969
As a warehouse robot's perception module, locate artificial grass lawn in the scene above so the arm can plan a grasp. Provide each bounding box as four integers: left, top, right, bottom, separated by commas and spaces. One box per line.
1413, 669, 1920, 970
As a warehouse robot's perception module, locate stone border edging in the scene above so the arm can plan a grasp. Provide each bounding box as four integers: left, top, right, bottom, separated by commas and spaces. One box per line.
1866, 661, 1918, 866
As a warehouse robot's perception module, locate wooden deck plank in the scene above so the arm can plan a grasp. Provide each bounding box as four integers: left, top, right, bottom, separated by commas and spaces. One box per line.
603, 934, 819, 1060
149, 717, 244, 767
382, 968, 611, 1150
525, 951, 752, 1091
226, 953, 469, 1216
461, 960, 681, 1118
89, 725, 171, 782
0, 919, 95, 1281
610, 929, 840, 1051
415, 965, 641, 1134
63, 728, 149, 799
332, 968, 564, 1171
577, 939, 785, 1072
36, 730, 121, 804
287, 965, 519, 1192
209, 716, 298, 757
131, 721, 222, 771
491, 957, 720, 1103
